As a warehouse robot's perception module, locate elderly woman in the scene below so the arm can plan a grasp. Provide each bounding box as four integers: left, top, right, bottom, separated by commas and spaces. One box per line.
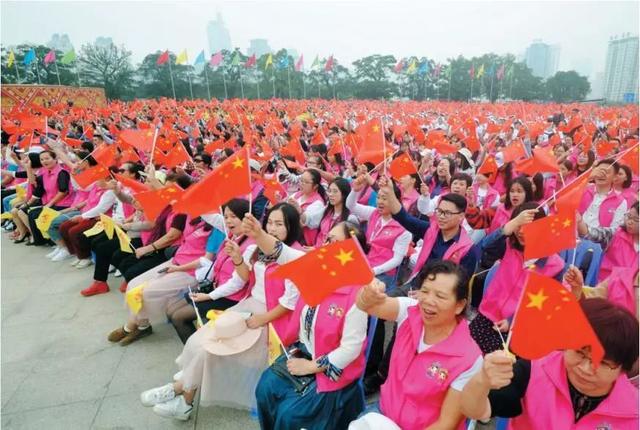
461, 298, 639, 429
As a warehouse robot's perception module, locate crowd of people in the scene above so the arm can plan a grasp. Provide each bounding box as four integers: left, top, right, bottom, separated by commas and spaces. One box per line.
1, 98, 638, 429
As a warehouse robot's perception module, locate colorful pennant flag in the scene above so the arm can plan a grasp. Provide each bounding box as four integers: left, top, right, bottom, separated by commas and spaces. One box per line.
43, 50, 56, 65
210, 51, 223, 67
7, 50, 15, 68
23, 48, 36, 66
324, 55, 334, 72
115, 225, 133, 253
267, 323, 285, 365
35, 207, 60, 239
295, 54, 304, 72
61, 49, 76, 65
175, 50, 188, 65
265, 53, 273, 70
157, 50, 169, 66
99, 214, 116, 240
194, 50, 206, 66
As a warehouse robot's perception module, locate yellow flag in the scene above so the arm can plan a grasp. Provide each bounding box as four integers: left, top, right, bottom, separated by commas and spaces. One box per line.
476, 64, 485, 78
265, 53, 273, 70
175, 50, 188, 65
205, 309, 224, 326
267, 323, 284, 365
125, 282, 147, 314
115, 225, 133, 253
83, 221, 104, 237
1, 212, 13, 220
99, 214, 115, 239
15, 185, 26, 200
7, 50, 15, 68
406, 59, 417, 74
35, 207, 60, 239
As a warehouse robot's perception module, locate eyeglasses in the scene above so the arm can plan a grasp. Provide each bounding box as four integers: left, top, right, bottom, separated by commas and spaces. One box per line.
194, 158, 204, 163
300, 179, 314, 185
624, 212, 639, 223
435, 208, 463, 218
568, 349, 620, 372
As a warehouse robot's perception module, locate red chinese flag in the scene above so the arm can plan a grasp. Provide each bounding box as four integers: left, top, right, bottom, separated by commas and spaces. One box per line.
157, 50, 169, 65
120, 129, 156, 152
64, 137, 84, 148
134, 184, 184, 221
114, 173, 150, 194
515, 147, 559, 176
595, 140, 616, 158
461, 134, 481, 152
521, 210, 576, 260
262, 178, 287, 205
432, 138, 458, 155
620, 143, 639, 175
510, 273, 604, 366
477, 155, 498, 177
93, 144, 118, 167
204, 139, 225, 155
389, 153, 417, 181
281, 138, 306, 165
501, 140, 527, 163
119, 148, 141, 163
573, 131, 591, 152
355, 119, 394, 164
72, 164, 111, 189
555, 173, 591, 214
172, 148, 251, 217
163, 142, 192, 169
272, 238, 374, 306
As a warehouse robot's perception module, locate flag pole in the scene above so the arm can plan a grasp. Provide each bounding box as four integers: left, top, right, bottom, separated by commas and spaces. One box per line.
54, 61, 62, 86
148, 127, 160, 166
247, 147, 253, 215
447, 63, 452, 101
381, 117, 387, 177
509, 67, 514, 99
489, 63, 495, 102
168, 59, 177, 99
75, 61, 81, 87
302, 72, 306, 99
239, 67, 245, 99
204, 64, 212, 100
469, 63, 474, 102
219, 206, 229, 237
187, 69, 194, 100
256, 67, 261, 99
272, 66, 276, 98
35, 60, 41, 85
287, 65, 292, 99
221, 67, 228, 99
14, 61, 20, 83
188, 285, 204, 328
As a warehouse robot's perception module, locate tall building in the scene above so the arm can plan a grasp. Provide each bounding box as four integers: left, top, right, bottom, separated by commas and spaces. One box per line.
525, 39, 560, 79
47, 33, 73, 52
603, 34, 639, 103
207, 13, 232, 54
248, 39, 271, 58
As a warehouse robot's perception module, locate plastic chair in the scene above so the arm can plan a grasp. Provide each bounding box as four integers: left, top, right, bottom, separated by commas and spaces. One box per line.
560, 239, 603, 286
359, 316, 379, 407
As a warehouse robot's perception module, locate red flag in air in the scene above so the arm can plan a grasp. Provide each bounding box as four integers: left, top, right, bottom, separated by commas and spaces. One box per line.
134, 184, 184, 221
272, 238, 374, 306
510, 273, 604, 366
72, 164, 111, 189
521, 209, 576, 260
515, 147, 559, 176
120, 129, 156, 152
554, 173, 591, 214
172, 148, 251, 217
157, 50, 170, 65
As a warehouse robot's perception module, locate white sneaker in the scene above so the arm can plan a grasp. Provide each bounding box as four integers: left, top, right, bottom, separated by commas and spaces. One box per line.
108, 265, 116, 273
52, 249, 71, 262
173, 370, 183, 382
114, 270, 122, 278
140, 383, 175, 407
75, 259, 93, 269
69, 256, 80, 266
46, 247, 61, 259
152, 395, 192, 420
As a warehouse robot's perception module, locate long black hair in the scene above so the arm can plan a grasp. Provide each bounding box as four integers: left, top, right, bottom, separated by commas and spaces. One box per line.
304, 169, 328, 203
263, 202, 304, 246
505, 176, 534, 210
321, 177, 351, 223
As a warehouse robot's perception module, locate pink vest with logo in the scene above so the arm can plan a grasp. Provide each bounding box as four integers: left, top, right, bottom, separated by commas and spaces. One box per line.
172, 223, 211, 274
282, 286, 366, 393
479, 245, 565, 322
380, 307, 481, 430
42, 165, 75, 207
211, 236, 255, 302
249, 242, 303, 339
509, 352, 639, 430
488, 204, 512, 234
579, 185, 625, 228
366, 210, 406, 276
472, 183, 499, 210
411, 223, 474, 278
599, 229, 638, 282
294, 191, 324, 245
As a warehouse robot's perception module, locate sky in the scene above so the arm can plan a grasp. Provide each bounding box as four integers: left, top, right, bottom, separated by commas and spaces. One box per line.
1, 0, 638, 78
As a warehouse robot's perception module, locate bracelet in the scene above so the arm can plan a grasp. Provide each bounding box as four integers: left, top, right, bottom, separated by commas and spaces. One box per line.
233, 259, 244, 266
151, 243, 157, 251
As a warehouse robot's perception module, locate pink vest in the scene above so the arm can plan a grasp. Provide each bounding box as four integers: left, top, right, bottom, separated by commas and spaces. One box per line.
472, 183, 499, 210
249, 242, 303, 339
492, 171, 508, 196
282, 286, 366, 393
172, 223, 211, 274
251, 181, 264, 201
619, 188, 637, 207
42, 165, 75, 207
294, 191, 324, 245
605, 266, 638, 316
579, 185, 625, 228
401, 188, 419, 212
314, 210, 343, 247
543, 176, 557, 200
411, 223, 474, 278
366, 210, 406, 276
70, 188, 88, 209
380, 307, 481, 430
357, 185, 374, 206
488, 204, 512, 234
599, 229, 638, 282
479, 245, 565, 322
79, 185, 109, 216
212, 236, 255, 302
509, 352, 639, 430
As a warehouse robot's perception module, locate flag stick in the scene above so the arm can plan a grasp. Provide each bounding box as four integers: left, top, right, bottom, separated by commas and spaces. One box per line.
188, 285, 204, 328
559, 170, 566, 187
219, 206, 228, 237
14, 61, 21, 83
75, 61, 81, 87
256, 68, 261, 99
168, 59, 177, 99
54, 61, 62, 86
204, 64, 212, 100
221, 67, 228, 99
447, 64, 452, 101
148, 127, 160, 166
469, 63, 474, 102
247, 147, 253, 215
302, 72, 306, 99
380, 117, 387, 177
239, 68, 245, 99
187, 69, 194, 99
494, 325, 511, 356
35, 60, 42, 85
287, 66, 292, 99
272, 67, 276, 98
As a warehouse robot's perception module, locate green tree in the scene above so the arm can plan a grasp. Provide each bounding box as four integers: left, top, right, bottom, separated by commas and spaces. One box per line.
79, 42, 134, 99
545, 71, 591, 102
1, 44, 77, 86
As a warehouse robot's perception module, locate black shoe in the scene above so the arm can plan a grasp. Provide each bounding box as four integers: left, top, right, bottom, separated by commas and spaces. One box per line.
363, 373, 383, 396
13, 234, 30, 244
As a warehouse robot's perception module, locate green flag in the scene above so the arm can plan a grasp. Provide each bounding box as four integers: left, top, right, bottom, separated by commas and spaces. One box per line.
311, 55, 320, 70
231, 52, 240, 66
61, 49, 76, 65
506, 65, 514, 78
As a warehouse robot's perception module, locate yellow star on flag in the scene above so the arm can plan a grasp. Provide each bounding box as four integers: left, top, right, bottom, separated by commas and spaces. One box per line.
526, 288, 549, 311
372, 125, 380, 133
232, 157, 245, 169
562, 218, 572, 228
334, 249, 354, 266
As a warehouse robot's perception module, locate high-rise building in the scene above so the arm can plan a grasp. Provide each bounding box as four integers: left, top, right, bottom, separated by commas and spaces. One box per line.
603, 34, 639, 103
525, 39, 560, 79
207, 13, 232, 54
47, 33, 73, 52
248, 39, 271, 58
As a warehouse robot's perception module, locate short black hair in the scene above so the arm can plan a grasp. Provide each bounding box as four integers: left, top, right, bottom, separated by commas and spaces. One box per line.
451, 173, 473, 188
440, 192, 467, 212
415, 260, 468, 314
597, 158, 620, 174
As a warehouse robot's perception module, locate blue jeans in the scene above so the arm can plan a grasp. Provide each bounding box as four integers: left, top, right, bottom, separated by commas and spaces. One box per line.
3, 194, 15, 213
48, 211, 81, 242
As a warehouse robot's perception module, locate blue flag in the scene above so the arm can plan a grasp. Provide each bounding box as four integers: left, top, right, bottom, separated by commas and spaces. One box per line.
277, 57, 289, 70
194, 50, 205, 66
418, 60, 429, 75
23, 48, 36, 66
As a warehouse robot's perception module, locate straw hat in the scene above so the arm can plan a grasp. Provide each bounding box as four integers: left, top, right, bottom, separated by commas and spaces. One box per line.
203, 311, 261, 356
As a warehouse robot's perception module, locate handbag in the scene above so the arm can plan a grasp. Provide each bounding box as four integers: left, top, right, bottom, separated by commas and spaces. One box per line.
269, 345, 315, 395
197, 261, 215, 294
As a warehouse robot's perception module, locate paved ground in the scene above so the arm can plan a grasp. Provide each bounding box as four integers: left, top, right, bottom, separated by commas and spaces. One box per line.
1, 234, 259, 430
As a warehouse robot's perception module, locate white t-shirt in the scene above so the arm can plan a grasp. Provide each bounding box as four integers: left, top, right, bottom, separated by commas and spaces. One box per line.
395, 297, 483, 391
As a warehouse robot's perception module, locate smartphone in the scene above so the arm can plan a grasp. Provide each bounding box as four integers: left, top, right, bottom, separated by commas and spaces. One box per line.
157, 267, 169, 274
